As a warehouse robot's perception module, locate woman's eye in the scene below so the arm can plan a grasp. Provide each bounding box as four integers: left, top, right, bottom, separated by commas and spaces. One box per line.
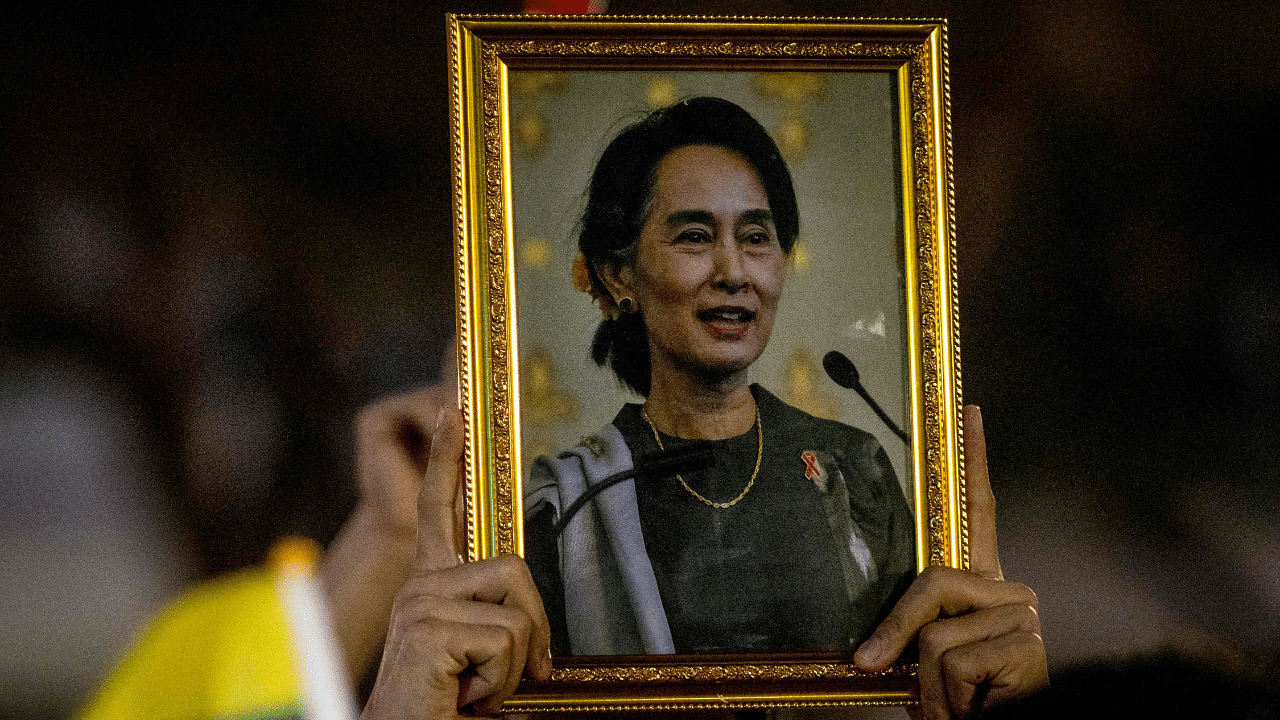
743, 231, 774, 246
675, 229, 711, 244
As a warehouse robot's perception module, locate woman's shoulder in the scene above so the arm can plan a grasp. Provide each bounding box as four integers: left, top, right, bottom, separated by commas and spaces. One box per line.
528, 417, 634, 488
752, 384, 883, 451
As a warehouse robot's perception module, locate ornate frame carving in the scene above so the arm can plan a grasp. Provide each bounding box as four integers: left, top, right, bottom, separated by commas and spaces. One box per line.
448, 14, 964, 711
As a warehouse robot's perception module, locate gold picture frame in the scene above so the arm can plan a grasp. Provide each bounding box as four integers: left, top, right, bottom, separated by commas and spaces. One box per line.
447, 14, 966, 712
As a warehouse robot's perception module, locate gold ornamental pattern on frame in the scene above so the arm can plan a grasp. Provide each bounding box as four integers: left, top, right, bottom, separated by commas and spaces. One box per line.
448, 14, 964, 712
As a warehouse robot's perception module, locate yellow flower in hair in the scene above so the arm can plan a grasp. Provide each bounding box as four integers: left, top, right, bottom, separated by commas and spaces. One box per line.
571, 252, 594, 294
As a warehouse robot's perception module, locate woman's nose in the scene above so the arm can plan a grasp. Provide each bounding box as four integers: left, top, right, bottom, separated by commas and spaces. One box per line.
712, 241, 749, 292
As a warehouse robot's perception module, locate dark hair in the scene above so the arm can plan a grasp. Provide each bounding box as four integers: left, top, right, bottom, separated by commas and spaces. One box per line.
580, 96, 799, 396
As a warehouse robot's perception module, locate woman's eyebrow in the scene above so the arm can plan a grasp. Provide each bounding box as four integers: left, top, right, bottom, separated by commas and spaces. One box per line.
664, 209, 715, 227
663, 208, 775, 228
738, 209, 775, 227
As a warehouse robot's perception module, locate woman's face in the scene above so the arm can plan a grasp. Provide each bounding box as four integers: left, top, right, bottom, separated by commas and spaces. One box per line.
605, 144, 787, 382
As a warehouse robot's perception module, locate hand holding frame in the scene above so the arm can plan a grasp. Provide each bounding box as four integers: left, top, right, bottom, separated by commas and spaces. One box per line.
362, 407, 553, 719
855, 406, 1048, 719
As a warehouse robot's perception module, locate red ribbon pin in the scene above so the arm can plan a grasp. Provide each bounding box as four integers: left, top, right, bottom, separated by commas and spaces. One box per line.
801, 450, 822, 480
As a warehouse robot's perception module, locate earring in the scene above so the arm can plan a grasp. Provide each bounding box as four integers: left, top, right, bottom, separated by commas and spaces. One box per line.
618, 296, 636, 313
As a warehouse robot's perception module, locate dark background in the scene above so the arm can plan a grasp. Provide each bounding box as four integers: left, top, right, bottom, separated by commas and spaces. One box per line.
3, 1, 1277, 717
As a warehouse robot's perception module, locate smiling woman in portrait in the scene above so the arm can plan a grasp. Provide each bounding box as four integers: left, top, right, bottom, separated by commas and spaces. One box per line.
522, 97, 916, 657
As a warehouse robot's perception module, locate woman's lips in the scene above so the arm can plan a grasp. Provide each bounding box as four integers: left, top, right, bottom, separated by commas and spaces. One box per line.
697, 307, 755, 339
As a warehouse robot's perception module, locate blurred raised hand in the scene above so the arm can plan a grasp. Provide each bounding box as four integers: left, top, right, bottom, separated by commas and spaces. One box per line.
322, 350, 465, 678
855, 405, 1048, 719
355, 350, 461, 539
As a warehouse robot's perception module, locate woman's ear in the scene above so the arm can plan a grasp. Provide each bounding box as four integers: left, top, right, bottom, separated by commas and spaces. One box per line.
594, 259, 633, 307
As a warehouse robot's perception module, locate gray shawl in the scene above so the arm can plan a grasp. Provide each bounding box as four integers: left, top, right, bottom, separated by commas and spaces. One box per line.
523, 424, 676, 655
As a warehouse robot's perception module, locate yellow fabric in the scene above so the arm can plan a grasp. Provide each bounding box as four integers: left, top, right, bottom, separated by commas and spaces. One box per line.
79, 568, 303, 720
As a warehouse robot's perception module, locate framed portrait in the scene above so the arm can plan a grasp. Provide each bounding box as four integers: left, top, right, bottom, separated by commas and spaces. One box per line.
447, 14, 966, 712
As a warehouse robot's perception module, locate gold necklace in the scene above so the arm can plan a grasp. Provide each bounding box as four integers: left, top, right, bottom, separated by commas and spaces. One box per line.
640, 403, 762, 509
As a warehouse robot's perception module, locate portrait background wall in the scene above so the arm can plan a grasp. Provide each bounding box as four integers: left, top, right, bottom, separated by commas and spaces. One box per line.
510, 70, 912, 499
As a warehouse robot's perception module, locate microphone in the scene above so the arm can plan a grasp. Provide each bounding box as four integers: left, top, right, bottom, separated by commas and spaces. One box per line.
822, 350, 911, 445
551, 444, 715, 537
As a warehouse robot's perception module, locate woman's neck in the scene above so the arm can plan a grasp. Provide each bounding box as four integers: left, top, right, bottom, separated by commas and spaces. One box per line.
643, 369, 756, 441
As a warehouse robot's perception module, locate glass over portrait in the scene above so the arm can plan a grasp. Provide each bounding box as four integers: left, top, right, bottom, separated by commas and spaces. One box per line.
511, 76, 915, 658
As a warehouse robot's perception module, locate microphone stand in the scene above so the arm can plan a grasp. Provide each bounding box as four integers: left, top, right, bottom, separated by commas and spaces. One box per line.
822, 351, 911, 445
551, 445, 714, 537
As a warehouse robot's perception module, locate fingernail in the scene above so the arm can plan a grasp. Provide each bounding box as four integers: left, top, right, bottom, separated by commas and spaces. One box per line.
435, 407, 447, 432
542, 646, 553, 677
854, 634, 885, 668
